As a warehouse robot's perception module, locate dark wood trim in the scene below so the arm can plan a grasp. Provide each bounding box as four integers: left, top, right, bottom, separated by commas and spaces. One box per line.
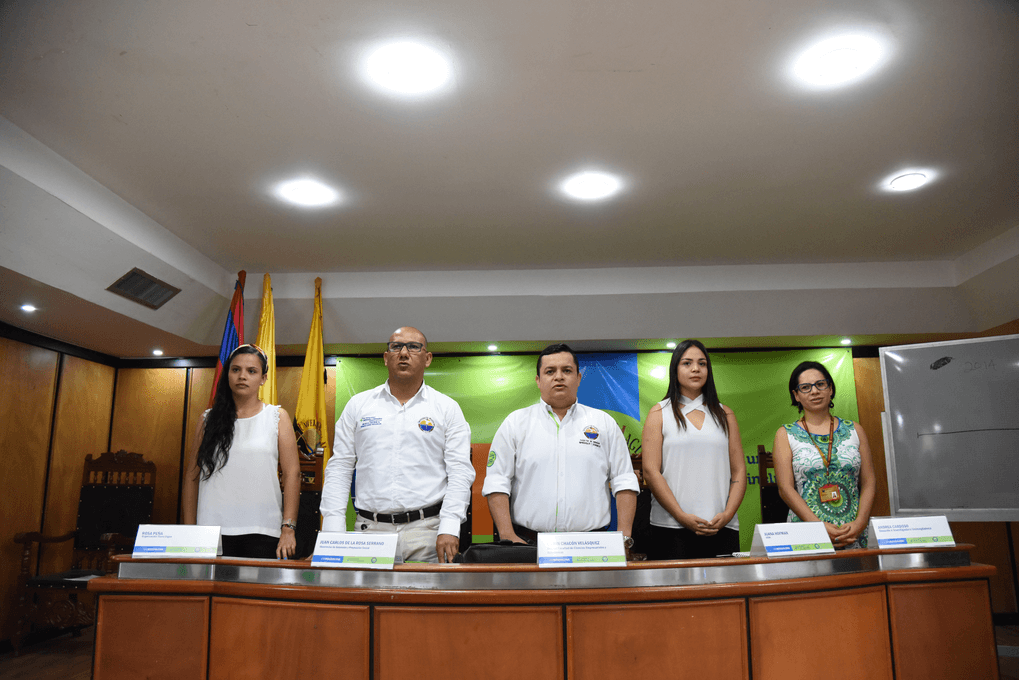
0, 321, 118, 366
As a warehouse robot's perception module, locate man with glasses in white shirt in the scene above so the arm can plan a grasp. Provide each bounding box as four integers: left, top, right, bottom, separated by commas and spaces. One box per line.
320, 326, 474, 563
482, 343, 639, 550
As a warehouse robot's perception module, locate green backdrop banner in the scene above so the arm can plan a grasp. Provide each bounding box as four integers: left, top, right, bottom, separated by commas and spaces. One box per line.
334, 348, 857, 550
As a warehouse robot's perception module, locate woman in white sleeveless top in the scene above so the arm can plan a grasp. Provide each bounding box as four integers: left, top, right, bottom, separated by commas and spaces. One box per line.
642, 340, 747, 559
182, 344, 301, 559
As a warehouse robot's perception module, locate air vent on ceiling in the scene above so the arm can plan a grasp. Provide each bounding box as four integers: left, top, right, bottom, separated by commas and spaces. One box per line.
106, 268, 181, 310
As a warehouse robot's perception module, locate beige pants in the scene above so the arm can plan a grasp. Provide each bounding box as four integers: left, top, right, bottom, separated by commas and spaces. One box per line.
354, 514, 441, 563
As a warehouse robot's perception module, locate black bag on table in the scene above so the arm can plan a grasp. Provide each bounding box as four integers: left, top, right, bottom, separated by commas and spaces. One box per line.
455, 539, 537, 564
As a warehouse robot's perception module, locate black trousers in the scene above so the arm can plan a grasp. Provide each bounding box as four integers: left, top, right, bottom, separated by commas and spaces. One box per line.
221, 533, 278, 559
648, 525, 740, 560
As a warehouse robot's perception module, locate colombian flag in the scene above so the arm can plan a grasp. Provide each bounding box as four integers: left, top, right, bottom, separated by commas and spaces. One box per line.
209, 271, 246, 406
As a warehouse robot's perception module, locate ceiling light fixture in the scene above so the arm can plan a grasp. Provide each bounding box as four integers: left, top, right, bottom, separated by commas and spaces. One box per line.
666, 341, 677, 349
361, 40, 454, 98
841, 338, 852, 346
152, 349, 164, 356
487, 345, 498, 352
273, 178, 341, 208
790, 32, 891, 89
559, 170, 624, 201
881, 168, 937, 192
20, 304, 37, 312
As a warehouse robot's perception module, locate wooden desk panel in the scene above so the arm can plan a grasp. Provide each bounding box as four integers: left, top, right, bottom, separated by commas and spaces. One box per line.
749, 586, 893, 680
375, 606, 563, 680
93, 594, 208, 680
888, 580, 999, 680
567, 599, 748, 680
209, 598, 370, 679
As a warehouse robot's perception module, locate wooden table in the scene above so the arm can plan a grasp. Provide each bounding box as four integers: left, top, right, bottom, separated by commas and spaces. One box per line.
89, 545, 999, 680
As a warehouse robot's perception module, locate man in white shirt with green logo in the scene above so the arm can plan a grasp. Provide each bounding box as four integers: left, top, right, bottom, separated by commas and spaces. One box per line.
321, 326, 474, 563
482, 343, 639, 548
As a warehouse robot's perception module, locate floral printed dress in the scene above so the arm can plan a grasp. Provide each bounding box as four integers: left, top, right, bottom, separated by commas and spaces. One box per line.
784, 418, 867, 548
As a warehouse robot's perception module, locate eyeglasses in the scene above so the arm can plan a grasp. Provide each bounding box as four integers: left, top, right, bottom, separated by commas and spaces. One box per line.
387, 341, 425, 354
796, 379, 831, 393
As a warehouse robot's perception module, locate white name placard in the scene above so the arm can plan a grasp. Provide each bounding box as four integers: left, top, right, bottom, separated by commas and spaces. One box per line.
869, 516, 955, 549
133, 524, 221, 558
536, 532, 626, 568
750, 522, 834, 558
310, 532, 398, 569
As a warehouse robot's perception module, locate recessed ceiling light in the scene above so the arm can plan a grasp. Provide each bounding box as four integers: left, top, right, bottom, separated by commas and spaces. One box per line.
361, 40, 453, 98
559, 171, 624, 201
152, 349, 164, 356
273, 178, 341, 207
20, 304, 37, 312
666, 341, 677, 349
841, 338, 852, 346
881, 168, 937, 192
790, 32, 891, 89
487, 345, 498, 352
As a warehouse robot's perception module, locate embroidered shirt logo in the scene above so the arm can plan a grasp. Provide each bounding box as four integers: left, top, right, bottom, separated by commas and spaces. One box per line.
487, 450, 497, 467
583, 426, 600, 440
359, 416, 383, 429
418, 417, 435, 432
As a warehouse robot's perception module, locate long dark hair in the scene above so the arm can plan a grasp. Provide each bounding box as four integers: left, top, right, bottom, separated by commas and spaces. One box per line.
663, 339, 728, 435
195, 345, 267, 481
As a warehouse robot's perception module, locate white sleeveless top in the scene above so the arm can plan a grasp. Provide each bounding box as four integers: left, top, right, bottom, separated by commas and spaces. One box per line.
650, 395, 738, 531
197, 404, 283, 537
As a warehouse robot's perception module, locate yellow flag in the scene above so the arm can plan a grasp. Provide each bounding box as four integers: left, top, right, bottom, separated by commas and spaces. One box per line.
294, 277, 329, 465
255, 273, 277, 405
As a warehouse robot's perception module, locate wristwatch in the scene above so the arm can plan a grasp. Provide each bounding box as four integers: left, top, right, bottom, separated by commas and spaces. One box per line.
281, 521, 297, 531
623, 535, 635, 549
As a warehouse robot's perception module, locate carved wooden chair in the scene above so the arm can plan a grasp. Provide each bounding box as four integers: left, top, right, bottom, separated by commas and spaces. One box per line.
12, 450, 156, 654
758, 444, 790, 525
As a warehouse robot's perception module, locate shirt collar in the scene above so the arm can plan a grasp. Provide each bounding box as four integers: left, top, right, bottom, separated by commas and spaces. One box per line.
541, 398, 578, 421
382, 380, 427, 404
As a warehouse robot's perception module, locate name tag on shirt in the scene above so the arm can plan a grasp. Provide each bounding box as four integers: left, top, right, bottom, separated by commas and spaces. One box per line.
749, 522, 834, 557
133, 524, 221, 558
537, 532, 627, 567
311, 532, 398, 569
868, 516, 955, 548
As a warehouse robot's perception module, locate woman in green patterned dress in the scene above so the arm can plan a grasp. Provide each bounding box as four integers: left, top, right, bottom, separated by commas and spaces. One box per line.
772, 361, 875, 549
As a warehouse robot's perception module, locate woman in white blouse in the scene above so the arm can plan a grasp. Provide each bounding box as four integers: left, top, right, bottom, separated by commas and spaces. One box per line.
642, 340, 747, 559
182, 344, 301, 559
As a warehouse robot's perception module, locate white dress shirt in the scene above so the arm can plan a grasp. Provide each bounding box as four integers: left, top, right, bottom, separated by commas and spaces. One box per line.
482, 400, 640, 532
320, 381, 474, 537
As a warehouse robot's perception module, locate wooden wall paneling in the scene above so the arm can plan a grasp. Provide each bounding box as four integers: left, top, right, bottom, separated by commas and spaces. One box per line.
109, 368, 187, 525
208, 597, 369, 679
0, 337, 58, 642
375, 606, 564, 680
93, 594, 209, 680
852, 357, 890, 517
567, 600, 748, 680
471, 443, 493, 539
39, 356, 116, 574
951, 522, 1017, 613
887, 581, 999, 680
749, 586, 893, 680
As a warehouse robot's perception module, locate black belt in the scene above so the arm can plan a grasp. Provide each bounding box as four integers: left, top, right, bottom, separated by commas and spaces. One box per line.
506, 523, 609, 543
357, 501, 443, 525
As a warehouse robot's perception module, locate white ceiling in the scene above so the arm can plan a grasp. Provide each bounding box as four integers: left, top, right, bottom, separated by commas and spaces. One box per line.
1, 0, 1017, 357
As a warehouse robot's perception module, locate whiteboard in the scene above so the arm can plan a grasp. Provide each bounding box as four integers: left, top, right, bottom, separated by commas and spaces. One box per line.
879, 334, 1019, 521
